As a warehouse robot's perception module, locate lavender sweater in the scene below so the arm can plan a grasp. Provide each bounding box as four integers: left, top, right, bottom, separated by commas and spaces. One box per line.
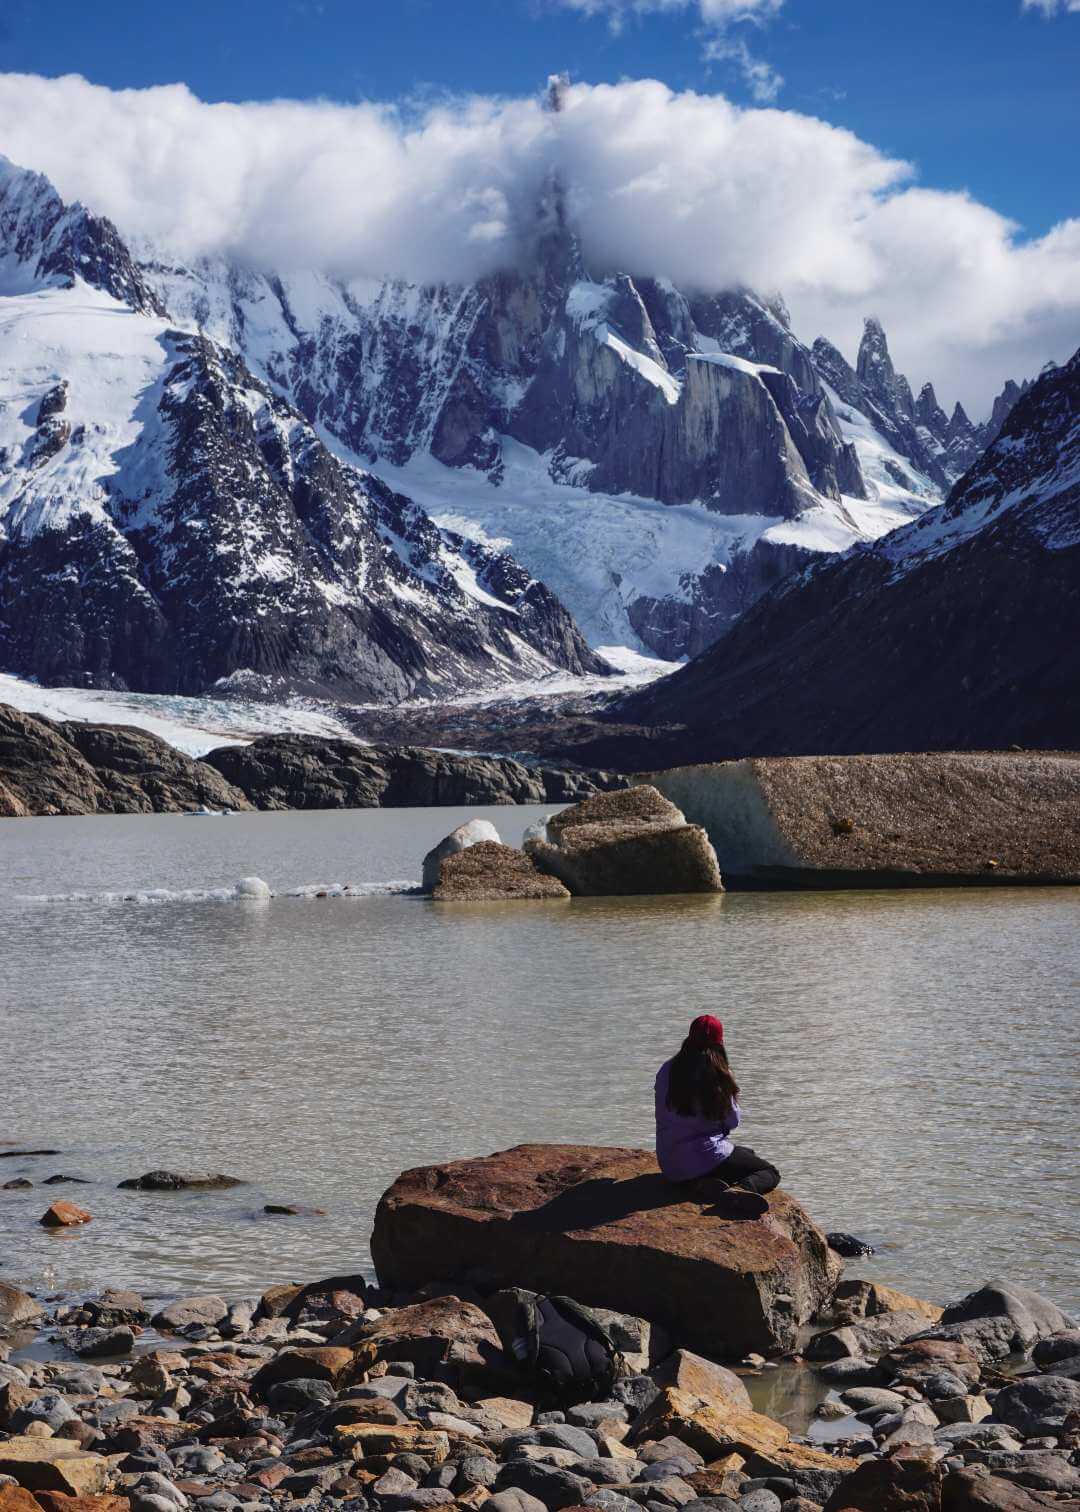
654, 1058, 741, 1182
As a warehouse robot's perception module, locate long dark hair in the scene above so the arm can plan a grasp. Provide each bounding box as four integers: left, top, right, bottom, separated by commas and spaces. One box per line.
666, 1039, 740, 1121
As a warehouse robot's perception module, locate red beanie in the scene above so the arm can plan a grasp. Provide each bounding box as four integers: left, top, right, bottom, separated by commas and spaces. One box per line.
687, 1014, 724, 1049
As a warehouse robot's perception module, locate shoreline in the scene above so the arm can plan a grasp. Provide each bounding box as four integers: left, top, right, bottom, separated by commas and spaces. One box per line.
3, 1256, 1078, 1512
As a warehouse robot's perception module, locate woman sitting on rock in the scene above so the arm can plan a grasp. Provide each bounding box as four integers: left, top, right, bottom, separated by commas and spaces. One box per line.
655, 1014, 780, 1218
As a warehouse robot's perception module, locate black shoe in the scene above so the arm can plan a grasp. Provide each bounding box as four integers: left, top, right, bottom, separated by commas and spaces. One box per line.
709, 1189, 769, 1219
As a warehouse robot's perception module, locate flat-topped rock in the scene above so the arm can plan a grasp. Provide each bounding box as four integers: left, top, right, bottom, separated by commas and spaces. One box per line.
648, 753, 1080, 888
371, 1144, 840, 1357
433, 842, 571, 902
526, 786, 722, 896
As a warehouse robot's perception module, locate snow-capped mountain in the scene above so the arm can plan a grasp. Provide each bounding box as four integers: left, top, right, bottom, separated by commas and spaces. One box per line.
614, 347, 1080, 760
0, 148, 1032, 699
0, 158, 607, 699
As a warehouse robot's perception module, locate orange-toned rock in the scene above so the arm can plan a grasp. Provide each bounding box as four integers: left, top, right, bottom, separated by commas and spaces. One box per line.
250, 1346, 354, 1396
822, 1443, 944, 1511
39, 1202, 91, 1228
0, 1441, 109, 1497
32, 1495, 129, 1512
0, 1488, 43, 1512
351, 1296, 503, 1380
332, 1423, 451, 1463
372, 1145, 841, 1357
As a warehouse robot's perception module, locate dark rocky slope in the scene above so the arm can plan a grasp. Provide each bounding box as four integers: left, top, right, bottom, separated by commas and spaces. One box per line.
590, 348, 1080, 767
0, 705, 619, 817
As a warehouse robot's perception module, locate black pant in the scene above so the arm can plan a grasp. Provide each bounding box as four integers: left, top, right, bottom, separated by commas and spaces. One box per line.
712, 1144, 781, 1194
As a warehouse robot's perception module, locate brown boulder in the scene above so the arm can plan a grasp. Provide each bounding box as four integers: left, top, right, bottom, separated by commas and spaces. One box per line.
0, 1441, 109, 1497
433, 843, 571, 902
942, 1467, 1080, 1510
881, 1337, 982, 1390
807, 1308, 945, 1361
822, 1444, 944, 1511
250, 1346, 354, 1396
822, 1280, 944, 1328
39, 1202, 91, 1228
633, 1386, 857, 1479
526, 786, 722, 896
0, 1282, 43, 1326
0, 1492, 42, 1512
371, 1145, 840, 1357
105, 1416, 189, 1453
351, 1296, 503, 1380
650, 1349, 752, 1410
32, 1496, 129, 1512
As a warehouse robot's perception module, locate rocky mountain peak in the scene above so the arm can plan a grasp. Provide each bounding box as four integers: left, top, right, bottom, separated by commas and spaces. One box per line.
856, 316, 915, 420
0, 154, 162, 315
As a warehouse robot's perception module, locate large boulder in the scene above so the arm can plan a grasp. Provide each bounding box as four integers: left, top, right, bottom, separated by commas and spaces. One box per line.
371, 1144, 841, 1357
526, 786, 722, 896
432, 842, 571, 902
648, 754, 1080, 888
423, 820, 502, 892
0, 1439, 109, 1496
910, 1283, 1077, 1365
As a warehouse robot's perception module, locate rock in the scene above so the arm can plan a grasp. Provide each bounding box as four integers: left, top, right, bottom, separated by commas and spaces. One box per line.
1032, 1330, 1080, 1369
351, 1297, 503, 1382
644, 755, 1080, 889
650, 1353, 752, 1412
151, 1297, 229, 1331
838, 1387, 907, 1413
3, 1180, 33, 1190
880, 1338, 982, 1392
265, 1378, 337, 1412
934, 1395, 992, 1425
526, 787, 722, 897
81, 1289, 150, 1327
251, 1346, 355, 1395
55, 1328, 135, 1359
0, 1440, 109, 1497
39, 1202, 91, 1228
940, 1466, 1080, 1509
423, 820, 502, 892
372, 1145, 840, 1357
495, 1462, 593, 1509
119, 1172, 242, 1191
814, 1359, 883, 1387
333, 1423, 450, 1462
433, 842, 572, 902
912, 1284, 1077, 1365
0, 707, 253, 819
0, 1285, 43, 1327
821, 1282, 942, 1329
0, 1491, 42, 1512
820, 1443, 944, 1511
740, 1493, 782, 1512
485, 1492, 549, 1512
991, 1375, 1080, 1437
262, 1203, 326, 1217
478, 1398, 535, 1432
8, 1395, 76, 1434
806, 1310, 939, 1362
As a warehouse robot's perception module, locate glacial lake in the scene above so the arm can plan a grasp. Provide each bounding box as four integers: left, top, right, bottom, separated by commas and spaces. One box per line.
1, 804, 1078, 1319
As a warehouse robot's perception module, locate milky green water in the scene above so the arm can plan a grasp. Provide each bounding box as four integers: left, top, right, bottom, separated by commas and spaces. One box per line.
1, 806, 1077, 1317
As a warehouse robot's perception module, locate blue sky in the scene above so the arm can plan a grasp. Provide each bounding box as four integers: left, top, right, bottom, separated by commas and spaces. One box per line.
2, 0, 1077, 238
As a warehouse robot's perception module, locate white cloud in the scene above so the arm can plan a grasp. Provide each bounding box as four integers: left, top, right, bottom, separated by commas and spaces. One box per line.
0, 72, 1076, 413
1021, 0, 1080, 14
552, 0, 785, 98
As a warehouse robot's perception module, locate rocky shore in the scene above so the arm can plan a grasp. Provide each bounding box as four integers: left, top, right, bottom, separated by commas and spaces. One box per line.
2, 1148, 1079, 1512
0, 707, 621, 819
